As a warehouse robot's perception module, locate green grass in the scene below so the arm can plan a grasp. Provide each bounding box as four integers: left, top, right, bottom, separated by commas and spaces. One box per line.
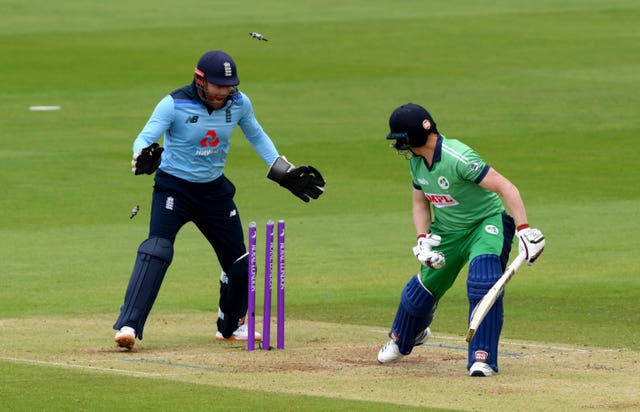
1, 0, 639, 410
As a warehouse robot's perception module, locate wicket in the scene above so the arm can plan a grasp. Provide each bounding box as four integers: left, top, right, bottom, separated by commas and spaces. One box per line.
247, 220, 285, 351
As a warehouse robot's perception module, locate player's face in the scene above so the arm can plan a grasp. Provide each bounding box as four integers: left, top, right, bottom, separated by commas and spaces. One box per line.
205, 83, 234, 109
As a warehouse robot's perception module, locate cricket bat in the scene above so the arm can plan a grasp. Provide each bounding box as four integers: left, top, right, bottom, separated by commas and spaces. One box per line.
466, 252, 527, 342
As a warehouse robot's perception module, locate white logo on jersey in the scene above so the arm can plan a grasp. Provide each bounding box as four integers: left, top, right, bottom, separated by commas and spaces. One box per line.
469, 161, 481, 173
165, 196, 174, 210
424, 193, 459, 208
437, 176, 450, 190
485, 225, 499, 235
229, 209, 237, 217
417, 178, 429, 185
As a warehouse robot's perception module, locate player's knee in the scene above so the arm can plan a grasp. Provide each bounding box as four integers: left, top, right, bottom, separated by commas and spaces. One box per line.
401, 275, 435, 315
138, 237, 174, 263
226, 254, 248, 282
467, 254, 502, 299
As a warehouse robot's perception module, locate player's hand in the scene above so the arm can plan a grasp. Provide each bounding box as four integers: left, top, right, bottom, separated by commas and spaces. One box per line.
280, 165, 325, 202
267, 156, 326, 202
132, 143, 163, 175
516, 224, 545, 265
412, 234, 446, 269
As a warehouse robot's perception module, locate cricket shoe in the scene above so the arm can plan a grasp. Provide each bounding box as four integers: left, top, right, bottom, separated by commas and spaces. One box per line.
215, 324, 262, 342
114, 326, 136, 350
469, 362, 495, 377
378, 327, 432, 364
413, 327, 432, 347
377, 340, 403, 364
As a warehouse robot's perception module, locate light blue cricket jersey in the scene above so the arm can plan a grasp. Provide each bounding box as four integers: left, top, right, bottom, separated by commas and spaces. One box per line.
133, 84, 279, 183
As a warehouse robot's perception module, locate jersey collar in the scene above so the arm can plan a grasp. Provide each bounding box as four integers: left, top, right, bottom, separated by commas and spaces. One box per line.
433, 134, 443, 163
419, 134, 443, 171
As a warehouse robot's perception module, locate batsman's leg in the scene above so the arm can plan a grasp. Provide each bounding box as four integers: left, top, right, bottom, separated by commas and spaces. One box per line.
378, 275, 436, 363
467, 254, 504, 374
114, 237, 174, 342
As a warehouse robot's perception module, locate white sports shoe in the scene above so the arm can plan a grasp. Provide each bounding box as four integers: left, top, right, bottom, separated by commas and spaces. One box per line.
215, 324, 262, 341
114, 326, 136, 350
469, 361, 495, 377
413, 327, 432, 346
378, 327, 432, 364
377, 340, 403, 364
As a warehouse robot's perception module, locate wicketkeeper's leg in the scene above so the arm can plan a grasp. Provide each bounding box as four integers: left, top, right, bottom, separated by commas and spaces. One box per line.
216, 254, 249, 338
114, 237, 174, 339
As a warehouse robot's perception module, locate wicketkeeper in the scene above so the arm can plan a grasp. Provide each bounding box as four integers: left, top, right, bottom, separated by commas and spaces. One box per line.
378, 103, 544, 376
113, 50, 325, 350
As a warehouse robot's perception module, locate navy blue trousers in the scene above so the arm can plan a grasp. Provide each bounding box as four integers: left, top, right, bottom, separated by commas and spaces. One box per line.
150, 169, 246, 271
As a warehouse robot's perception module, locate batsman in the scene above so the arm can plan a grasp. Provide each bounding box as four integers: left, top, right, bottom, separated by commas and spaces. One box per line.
378, 103, 545, 376
113, 50, 325, 350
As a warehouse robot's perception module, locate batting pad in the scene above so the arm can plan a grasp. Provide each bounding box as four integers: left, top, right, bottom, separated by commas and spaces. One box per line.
467, 254, 503, 372
390, 275, 436, 355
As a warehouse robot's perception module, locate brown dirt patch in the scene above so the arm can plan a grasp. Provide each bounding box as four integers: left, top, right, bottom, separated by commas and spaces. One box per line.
1, 314, 638, 411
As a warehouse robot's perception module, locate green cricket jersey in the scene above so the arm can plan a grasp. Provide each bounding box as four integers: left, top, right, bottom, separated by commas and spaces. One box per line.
410, 135, 504, 233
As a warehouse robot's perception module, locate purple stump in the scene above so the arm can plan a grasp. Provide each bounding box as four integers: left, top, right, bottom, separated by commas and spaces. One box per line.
247, 222, 257, 351
262, 220, 274, 350
276, 220, 285, 350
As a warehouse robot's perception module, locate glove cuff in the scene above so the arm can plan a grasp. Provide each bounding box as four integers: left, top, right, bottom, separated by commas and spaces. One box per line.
417, 234, 426, 240
517, 224, 530, 232
267, 156, 294, 184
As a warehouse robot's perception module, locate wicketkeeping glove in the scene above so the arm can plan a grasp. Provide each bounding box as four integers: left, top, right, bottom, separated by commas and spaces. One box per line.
267, 156, 326, 202
132, 143, 163, 175
516, 224, 545, 265
412, 234, 446, 269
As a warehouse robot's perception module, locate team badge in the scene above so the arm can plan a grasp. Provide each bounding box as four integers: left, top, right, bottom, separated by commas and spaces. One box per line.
422, 119, 431, 131
485, 225, 499, 235
224, 62, 233, 77
438, 176, 449, 190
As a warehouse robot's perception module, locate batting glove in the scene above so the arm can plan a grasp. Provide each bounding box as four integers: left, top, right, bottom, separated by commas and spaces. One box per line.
516, 224, 545, 265
413, 234, 446, 269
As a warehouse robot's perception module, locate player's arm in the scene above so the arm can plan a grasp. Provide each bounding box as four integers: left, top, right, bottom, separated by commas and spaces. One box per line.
131, 96, 173, 175
479, 167, 545, 264
412, 187, 432, 236
478, 167, 527, 227
238, 97, 326, 202
412, 187, 445, 269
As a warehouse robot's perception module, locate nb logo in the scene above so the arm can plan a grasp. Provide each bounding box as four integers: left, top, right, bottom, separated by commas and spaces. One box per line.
185, 115, 199, 123
200, 130, 220, 147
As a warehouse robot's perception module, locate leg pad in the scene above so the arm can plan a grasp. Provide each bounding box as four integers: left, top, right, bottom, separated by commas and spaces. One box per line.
467, 254, 503, 372
113, 237, 174, 339
390, 275, 436, 355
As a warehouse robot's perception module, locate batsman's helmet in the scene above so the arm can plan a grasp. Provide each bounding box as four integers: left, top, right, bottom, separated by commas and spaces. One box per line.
386, 103, 438, 150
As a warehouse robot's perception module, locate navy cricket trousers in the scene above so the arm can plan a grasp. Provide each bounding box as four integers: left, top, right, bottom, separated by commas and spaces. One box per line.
150, 169, 246, 272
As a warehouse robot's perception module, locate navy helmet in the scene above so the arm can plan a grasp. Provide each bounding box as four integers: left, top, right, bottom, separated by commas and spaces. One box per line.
194, 50, 240, 107
387, 103, 438, 150
195, 50, 239, 86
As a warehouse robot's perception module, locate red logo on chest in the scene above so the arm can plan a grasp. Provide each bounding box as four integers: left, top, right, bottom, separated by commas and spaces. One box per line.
200, 130, 220, 147
424, 193, 459, 208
